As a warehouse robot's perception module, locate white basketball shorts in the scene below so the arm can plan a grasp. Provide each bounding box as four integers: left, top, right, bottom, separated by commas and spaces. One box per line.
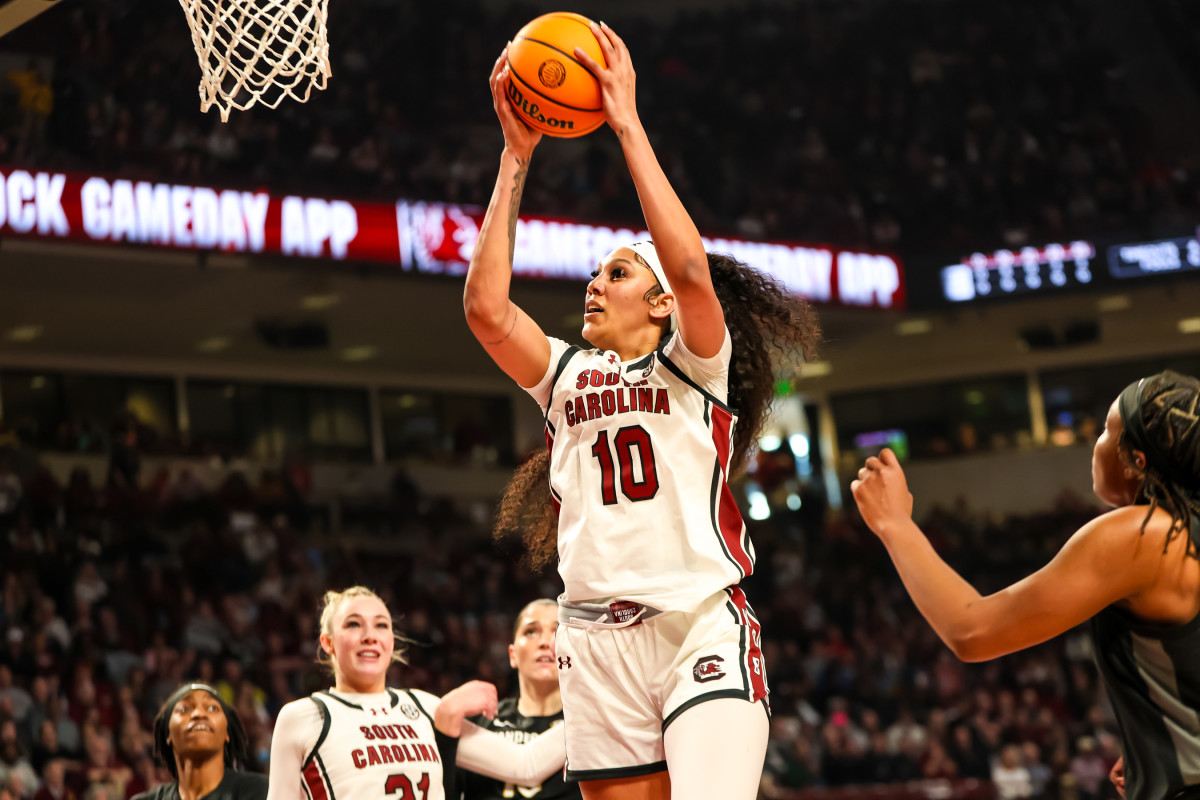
555, 586, 769, 781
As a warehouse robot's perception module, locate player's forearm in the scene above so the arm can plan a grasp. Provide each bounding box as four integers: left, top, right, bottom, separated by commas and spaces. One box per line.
464, 149, 532, 330
880, 519, 989, 660
455, 722, 565, 784
616, 122, 707, 284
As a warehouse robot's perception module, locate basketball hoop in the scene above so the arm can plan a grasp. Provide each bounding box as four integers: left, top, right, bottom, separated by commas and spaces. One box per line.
177, 0, 331, 122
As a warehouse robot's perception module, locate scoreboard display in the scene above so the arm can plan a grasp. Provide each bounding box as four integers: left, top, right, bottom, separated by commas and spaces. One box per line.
941, 241, 1096, 303
1107, 232, 1200, 279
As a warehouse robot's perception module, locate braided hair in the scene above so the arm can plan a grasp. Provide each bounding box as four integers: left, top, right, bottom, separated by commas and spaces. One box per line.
495, 251, 821, 571
152, 683, 255, 779
1117, 371, 1200, 554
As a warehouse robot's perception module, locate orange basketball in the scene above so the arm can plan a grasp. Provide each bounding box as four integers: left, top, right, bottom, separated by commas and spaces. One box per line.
505, 12, 607, 138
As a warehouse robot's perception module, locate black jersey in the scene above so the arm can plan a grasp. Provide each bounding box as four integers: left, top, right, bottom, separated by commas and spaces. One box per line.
1092, 605, 1200, 800
459, 697, 578, 800
131, 772, 268, 800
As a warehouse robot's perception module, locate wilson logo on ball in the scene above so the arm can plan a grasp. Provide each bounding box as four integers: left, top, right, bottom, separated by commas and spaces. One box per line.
506, 82, 576, 130
537, 59, 567, 89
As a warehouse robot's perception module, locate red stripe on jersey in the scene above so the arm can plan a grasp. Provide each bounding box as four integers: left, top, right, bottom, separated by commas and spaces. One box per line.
710, 405, 753, 577
729, 586, 769, 704
302, 759, 329, 800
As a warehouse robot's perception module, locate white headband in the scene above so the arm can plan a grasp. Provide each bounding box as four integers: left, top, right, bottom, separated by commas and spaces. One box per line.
626, 241, 677, 332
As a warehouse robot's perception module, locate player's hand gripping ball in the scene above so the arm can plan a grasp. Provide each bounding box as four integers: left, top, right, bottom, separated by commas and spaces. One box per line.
505, 12, 607, 138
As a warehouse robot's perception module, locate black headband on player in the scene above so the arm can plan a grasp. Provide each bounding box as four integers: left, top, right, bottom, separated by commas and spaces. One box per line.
1118, 378, 1200, 491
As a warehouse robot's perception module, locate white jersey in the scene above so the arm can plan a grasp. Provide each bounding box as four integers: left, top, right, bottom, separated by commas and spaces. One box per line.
265, 688, 565, 800
525, 329, 752, 612
301, 689, 446, 800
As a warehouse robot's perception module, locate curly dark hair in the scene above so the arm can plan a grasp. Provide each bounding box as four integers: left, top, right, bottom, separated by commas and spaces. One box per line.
152, 684, 255, 779
495, 251, 821, 571
1119, 371, 1200, 554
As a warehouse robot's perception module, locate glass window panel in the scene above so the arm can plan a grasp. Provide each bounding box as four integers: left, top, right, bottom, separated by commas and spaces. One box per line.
61, 374, 124, 435
1041, 352, 1200, 446
381, 390, 439, 460
330, 390, 370, 448
186, 382, 241, 454
832, 373, 1030, 460
0, 371, 62, 448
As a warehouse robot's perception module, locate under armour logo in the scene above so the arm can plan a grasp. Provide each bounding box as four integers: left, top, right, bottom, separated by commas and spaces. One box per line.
558, 657, 572, 670
607, 353, 619, 365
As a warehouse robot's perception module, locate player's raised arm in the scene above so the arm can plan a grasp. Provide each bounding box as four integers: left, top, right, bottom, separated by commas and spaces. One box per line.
574, 23, 725, 359
851, 448, 1158, 662
463, 47, 552, 389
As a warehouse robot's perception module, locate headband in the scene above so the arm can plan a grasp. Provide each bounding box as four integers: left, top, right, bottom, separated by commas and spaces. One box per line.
1117, 378, 1199, 490
626, 241, 677, 333
163, 683, 225, 713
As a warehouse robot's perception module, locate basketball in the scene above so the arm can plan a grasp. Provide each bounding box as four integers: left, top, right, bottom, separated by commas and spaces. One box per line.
505, 12, 607, 138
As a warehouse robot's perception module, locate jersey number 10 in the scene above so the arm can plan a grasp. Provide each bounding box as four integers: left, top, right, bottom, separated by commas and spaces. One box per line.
591, 425, 659, 504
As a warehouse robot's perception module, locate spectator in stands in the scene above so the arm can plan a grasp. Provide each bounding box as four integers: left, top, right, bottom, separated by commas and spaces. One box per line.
1070, 736, 1109, 800
81, 731, 129, 800
0, 459, 23, 534
31, 760, 75, 800
0, 721, 38, 799
1022, 742, 1054, 799
29, 722, 72, 777
992, 743, 1033, 799
106, 416, 141, 493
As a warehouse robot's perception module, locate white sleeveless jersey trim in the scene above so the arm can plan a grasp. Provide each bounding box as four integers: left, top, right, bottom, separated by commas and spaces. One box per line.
531, 332, 752, 612
302, 689, 446, 800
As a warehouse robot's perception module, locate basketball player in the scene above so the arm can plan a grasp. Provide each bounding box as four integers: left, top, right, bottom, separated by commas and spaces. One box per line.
465, 23, 819, 800
134, 683, 266, 800
851, 371, 1200, 800
264, 587, 566, 800
460, 599, 580, 800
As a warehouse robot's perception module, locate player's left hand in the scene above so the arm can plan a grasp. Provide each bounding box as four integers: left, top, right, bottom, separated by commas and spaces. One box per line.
850, 448, 915, 540
572, 22, 639, 135
490, 46, 542, 156
433, 680, 499, 737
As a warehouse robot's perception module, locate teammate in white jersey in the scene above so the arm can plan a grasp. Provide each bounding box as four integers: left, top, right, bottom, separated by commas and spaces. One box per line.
464, 23, 820, 800
265, 587, 566, 800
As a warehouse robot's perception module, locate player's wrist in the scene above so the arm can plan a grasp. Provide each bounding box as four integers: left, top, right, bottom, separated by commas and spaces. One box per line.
433, 702, 465, 737
502, 144, 535, 163
610, 113, 644, 141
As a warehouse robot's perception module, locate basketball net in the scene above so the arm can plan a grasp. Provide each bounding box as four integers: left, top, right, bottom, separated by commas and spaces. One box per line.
178, 0, 331, 122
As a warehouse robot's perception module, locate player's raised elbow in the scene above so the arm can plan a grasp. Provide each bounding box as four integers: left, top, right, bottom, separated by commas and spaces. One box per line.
946, 629, 1001, 663
671, 256, 712, 289
463, 292, 510, 340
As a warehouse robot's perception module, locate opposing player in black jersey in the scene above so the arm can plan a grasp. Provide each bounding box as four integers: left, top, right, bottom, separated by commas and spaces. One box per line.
853, 371, 1200, 800
461, 600, 580, 800
133, 683, 267, 800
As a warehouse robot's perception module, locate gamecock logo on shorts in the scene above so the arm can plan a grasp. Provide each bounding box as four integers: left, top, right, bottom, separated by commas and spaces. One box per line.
693, 655, 726, 683
538, 59, 567, 88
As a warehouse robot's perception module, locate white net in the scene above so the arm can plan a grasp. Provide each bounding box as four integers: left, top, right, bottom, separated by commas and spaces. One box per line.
178, 0, 331, 122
